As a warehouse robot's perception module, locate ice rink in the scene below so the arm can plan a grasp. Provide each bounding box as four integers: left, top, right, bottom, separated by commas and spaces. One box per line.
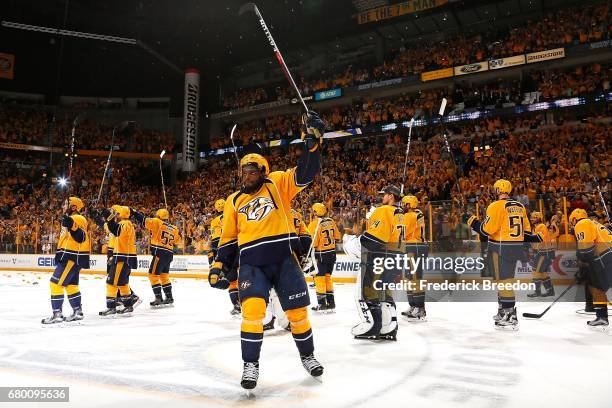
1, 270, 611, 408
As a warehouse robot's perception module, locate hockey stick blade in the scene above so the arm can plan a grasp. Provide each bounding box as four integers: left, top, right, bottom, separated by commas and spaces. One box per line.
522, 284, 575, 319
239, 3, 257, 15
522, 312, 544, 319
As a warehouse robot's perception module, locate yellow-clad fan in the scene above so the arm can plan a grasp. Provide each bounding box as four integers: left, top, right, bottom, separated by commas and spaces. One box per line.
41, 197, 91, 325
464, 179, 539, 330
131, 207, 180, 307
401, 195, 429, 321
208, 111, 324, 390
527, 211, 556, 298
570, 209, 612, 328
209, 198, 241, 316
93, 205, 138, 316
308, 203, 341, 312
352, 185, 404, 341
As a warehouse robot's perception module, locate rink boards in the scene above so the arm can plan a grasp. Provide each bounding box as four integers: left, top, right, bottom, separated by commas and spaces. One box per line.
0, 251, 579, 283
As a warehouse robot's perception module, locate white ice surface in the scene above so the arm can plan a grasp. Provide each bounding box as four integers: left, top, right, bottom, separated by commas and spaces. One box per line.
0, 271, 611, 408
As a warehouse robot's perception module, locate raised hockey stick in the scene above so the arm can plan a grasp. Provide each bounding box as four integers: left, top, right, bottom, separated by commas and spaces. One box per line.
400, 117, 415, 195
591, 174, 611, 224
94, 121, 135, 207
522, 283, 575, 319
439, 98, 465, 210
159, 150, 168, 209
239, 3, 308, 113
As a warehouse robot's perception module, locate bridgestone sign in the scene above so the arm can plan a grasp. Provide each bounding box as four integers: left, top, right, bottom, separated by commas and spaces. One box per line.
526, 48, 565, 64
182, 69, 200, 172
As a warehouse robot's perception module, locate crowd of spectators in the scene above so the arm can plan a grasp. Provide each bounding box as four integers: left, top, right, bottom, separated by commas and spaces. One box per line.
1, 110, 609, 254
210, 63, 610, 149
0, 105, 176, 154
221, 2, 610, 110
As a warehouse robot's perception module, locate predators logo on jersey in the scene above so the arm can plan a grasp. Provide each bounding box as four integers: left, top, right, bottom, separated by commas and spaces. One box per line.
238, 197, 276, 222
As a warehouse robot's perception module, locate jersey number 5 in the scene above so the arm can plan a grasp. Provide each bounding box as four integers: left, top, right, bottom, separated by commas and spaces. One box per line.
509, 216, 524, 238
160, 230, 175, 246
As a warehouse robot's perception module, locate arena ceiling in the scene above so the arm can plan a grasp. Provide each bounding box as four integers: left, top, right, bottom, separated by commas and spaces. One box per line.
0, 0, 586, 108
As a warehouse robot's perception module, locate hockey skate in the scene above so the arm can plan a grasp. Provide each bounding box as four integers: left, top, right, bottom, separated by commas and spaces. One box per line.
493, 305, 503, 322
115, 298, 124, 312
230, 303, 241, 316
301, 353, 324, 377
311, 303, 331, 313
150, 295, 164, 308
379, 327, 397, 341
326, 293, 336, 313
41, 311, 64, 325
162, 296, 174, 306
401, 306, 415, 318
403, 306, 427, 322
132, 294, 143, 309
241, 362, 259, 390
117, 305, 133, 315
263, 316, 275, 331
495, 307, 519, 331
99, 308, 117, 317
527, 289, 542, 298
541, 288, 555, 297
587, 309, 609, 331
64, 307, 83, 323
587, 316, 609, 331
312, 294, 330, 313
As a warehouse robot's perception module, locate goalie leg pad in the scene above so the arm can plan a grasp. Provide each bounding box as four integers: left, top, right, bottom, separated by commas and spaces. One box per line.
352, 300, 382, 337
379, 301, 398, 335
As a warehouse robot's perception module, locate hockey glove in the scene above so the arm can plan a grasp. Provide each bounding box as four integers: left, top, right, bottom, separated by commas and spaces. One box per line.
574, 265, 587, 284
88, 208, 100, 220
61, 215, 74, 229
208, 262, 230, 290
302, 110, 326, 142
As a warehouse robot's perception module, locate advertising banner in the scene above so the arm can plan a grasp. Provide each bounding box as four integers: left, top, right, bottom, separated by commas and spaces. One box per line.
182, 68, 200, 172
526, 48, 565, 64
421, 67, 453, 82
454, 61, 489, 76
488, 55, 526, 70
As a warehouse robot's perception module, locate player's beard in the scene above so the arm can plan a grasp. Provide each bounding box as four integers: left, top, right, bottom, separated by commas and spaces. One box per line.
241, 176, 265, 194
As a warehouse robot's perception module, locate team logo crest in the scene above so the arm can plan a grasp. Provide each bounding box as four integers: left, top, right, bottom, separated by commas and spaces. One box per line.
238, 197, 275, 221
240, 281, 252, 291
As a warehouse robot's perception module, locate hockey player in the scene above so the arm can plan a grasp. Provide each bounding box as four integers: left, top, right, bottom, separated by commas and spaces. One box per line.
292, 208, 312, 267
308, 203, 341, 312
352, 185, 404, 341
96, 205, 140, 312
95, 206, 138, 316
569, 209, 612, 327
463, 179, 539, 330
42, 197, 90, 324
400, 195, 428, 321
208, 111, 324, 390
527, 211, 556, 298
131, 208, 179, 307
209, 198, 241, 315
